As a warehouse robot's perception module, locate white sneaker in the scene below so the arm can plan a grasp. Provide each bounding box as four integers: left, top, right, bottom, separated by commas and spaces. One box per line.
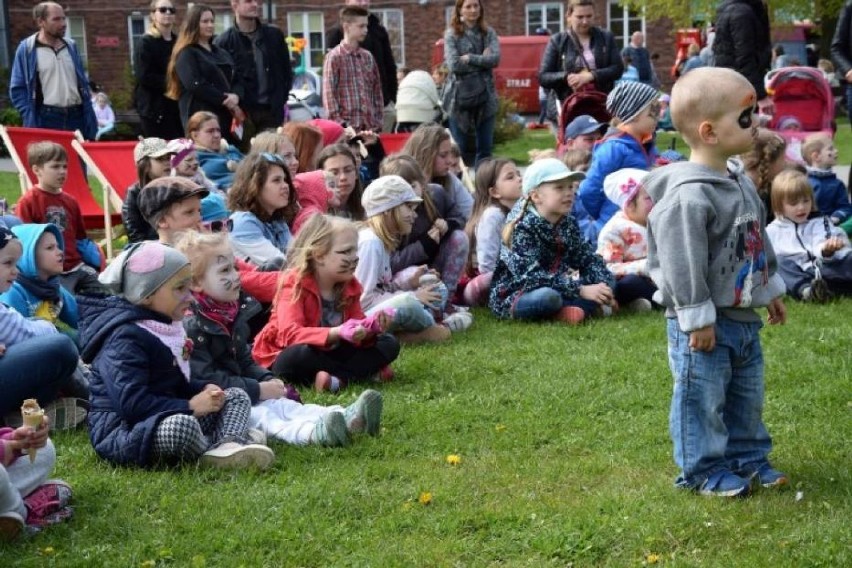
311, 411, 350, 447
443, 311, 473, 332
201, 442, 274, 470
344, 390, 383, 436
246, 428, 267, 446
626, 298, 653, 312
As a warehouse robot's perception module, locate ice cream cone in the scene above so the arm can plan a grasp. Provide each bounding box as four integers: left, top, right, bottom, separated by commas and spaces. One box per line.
20, 399, 44, 463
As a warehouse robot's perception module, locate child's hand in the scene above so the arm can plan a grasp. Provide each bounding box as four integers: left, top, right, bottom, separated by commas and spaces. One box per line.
259, 379, 287, 401
190, 386, 224, 417
338, 319, 368, 344
415, 283, 442, 307
689, 325, 716, 352
12, 415, 50, 452
407, 266, 428, 289
767, 297, 787, 325
821, 236, 845, 256
427, 226, 441, 243
432, 219, 448, 236
579, 283, 614, 306
0, 343, 5, 357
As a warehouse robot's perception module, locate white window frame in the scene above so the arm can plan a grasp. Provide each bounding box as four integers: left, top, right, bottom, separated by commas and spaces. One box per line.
215, 14, 233, 36
525, 2, 564, 35
262, 4, 276, 22
374, 9, 404, 66
607, 0, 645, 50
127, 14, 151, 73
286, 11, 325, 72
65, 16, 87, 65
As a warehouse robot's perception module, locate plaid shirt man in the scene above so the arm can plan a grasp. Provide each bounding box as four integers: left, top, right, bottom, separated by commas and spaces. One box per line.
322, 42, 383, 132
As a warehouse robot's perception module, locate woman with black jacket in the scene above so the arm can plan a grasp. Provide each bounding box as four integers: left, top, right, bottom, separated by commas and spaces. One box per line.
538, 0, 622, 109
133, 1, 182, 139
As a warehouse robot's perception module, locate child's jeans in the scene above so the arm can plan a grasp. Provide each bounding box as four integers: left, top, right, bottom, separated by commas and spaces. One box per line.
0, 335, 79, 415
433, 230, 469, 295
511, 287, 601, 320
367, 293, 435, 332
776, 256, 852, 299
614, 274, 657, 305
666, 316, 773, 489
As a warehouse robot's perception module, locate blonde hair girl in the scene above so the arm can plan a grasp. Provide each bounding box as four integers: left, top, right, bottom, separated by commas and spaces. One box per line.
740, 128, 787, 223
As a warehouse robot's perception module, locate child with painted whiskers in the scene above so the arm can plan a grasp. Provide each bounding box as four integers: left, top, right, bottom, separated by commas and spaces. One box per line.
177, 230, 383, 445
166, 138, 218, 195
488, 158, 616, 324
78, 241, 274, 469
765, 169, 852, 302
253, 214, 401, 393
644, 67, 789, 498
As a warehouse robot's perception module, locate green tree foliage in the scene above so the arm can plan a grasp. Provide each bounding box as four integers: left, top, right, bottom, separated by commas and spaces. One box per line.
617, 0, 847, 28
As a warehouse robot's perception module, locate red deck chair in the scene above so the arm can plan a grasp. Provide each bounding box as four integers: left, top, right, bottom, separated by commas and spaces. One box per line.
379, 132, 412, 155
0, 125, 123, 257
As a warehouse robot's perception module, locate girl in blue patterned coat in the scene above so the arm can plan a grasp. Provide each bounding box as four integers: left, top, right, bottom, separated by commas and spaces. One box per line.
489, 158, 617, 324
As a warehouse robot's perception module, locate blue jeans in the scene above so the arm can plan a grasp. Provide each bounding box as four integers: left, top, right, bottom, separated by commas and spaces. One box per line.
448, 113, 495, 168
37, 104, 85, 133
367, 293, 435, 332
0, 334, 79, 414
511, 287, 599, 320
615, 274, 657, 305
666, 316, 773, 489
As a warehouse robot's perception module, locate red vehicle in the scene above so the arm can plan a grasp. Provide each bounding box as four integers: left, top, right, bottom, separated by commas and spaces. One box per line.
432, 35, 550, 114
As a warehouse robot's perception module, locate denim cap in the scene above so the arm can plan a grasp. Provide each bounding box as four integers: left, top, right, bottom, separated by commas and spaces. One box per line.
522, 158, 586, 196
565, 115, 606, 139
603, 168, 648, 210
138, 176, 210, 223
200, 193, 229, 222
361, 175, 423, 218
99, 241, 189, 304
134, 137, 170, 164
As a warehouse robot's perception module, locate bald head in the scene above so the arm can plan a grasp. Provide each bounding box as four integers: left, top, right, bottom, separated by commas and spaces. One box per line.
671, 67, 755, 144
631, 31, 644, 47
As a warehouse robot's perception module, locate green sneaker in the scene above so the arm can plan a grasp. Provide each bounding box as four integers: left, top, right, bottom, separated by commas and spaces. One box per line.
312, 411, 350, 447
344, 390, 383, 436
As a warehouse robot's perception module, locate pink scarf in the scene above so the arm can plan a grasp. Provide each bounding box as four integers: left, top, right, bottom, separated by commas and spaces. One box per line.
192, 291, 239, 334
136, 319, 193, 381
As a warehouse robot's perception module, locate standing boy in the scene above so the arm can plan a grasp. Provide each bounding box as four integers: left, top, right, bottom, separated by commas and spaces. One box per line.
645, 67, 789, 497
322, 5, 383, 132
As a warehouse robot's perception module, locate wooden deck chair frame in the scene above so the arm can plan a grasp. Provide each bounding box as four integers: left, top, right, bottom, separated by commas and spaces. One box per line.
0, 125, 118, 259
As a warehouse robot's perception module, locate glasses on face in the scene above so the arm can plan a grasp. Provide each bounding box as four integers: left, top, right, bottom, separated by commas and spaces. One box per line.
737, 106, 758, 129
202, 219, 232, 233
647, 102, 661, 117
156, 6, 176, 14
260, 152, 287, 167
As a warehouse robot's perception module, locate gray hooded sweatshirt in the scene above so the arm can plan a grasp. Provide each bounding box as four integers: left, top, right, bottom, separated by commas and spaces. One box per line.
644, 162, 785, 332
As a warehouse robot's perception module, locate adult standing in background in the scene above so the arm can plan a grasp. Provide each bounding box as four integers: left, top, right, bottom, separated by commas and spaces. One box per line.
327, 0, 398, 132
134, 0, 183, 140
9, 2, 97, 140
215, 0, 293, 132
538, 0, 623, 109
713, 0, 774, 114
623, 32, 655, 87
831, 1, 852, 130
443, 0, 500, 167
166, 4, 244, 148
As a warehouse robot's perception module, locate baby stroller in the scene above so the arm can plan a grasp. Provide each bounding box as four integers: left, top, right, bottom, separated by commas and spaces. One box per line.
287, 70, 324, 123
765, 66, 835, 164
555, 89, 611, 156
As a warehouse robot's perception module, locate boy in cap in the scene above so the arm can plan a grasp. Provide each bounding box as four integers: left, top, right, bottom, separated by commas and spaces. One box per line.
137, 177, 209, 245
577, 81, 660, 244
644, 67, 788, 497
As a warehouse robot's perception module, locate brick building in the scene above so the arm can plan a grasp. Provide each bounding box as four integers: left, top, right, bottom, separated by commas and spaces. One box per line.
2, 1, 676, 107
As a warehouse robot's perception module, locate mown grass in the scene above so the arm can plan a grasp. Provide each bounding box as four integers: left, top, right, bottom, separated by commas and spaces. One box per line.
1, 301, 850, 566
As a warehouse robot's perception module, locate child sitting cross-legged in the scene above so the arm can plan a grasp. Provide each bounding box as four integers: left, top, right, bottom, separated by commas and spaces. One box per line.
766, 169, 852, 302
253, 214, 401, 393
595, 168, 658, 311
78, 241, 274, 469
177, 229, 384, 444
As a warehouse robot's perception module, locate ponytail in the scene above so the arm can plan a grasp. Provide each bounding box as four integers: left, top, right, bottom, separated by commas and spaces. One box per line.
501, 196, 532, 248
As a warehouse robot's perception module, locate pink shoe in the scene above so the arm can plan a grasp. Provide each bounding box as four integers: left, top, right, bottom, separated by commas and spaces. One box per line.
314, 371, 345, 393
555, 306, 585, 325
23, 481, 73, 528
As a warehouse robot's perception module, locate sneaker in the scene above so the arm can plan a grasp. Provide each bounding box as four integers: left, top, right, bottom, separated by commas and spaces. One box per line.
0, 511, 25, 542
312, 411, 350, 447
44, 398, 89, 430
201, 442, 275, 470
810, 277, 832, 303
246, 428, 267, 446
344, 390, 383, 436
744, 463, 789, 490
554, 306, 585, 324
626, 298, 653, 312
697, 470, 752, 498
23, 481, 74, 528
315, 371, 345, 393
443, 311, 473, 332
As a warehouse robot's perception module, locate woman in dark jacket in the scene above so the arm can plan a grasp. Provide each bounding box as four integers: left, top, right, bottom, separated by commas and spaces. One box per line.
134, 1, 182, 139
538, 0, 622, 108
442, 0, 501, 167
166, 4, 244, 148
831, 1, 852, 129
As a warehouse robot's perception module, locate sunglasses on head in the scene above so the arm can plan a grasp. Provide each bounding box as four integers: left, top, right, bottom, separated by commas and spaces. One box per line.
156, 6, 176, 14
737, 105, 759, 129
203, 219, 232, 233
260, 152, 286, 167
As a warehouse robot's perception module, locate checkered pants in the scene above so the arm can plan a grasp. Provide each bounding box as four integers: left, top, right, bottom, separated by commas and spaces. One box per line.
150, 388, 251, 463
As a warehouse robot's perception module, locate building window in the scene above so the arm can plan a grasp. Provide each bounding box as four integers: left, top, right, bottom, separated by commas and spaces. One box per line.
526, 3, 563, 35
127, 15, 150, 73
65, 16, 87, 64
262, 3, 276, 22
607, 0, 644, 50
287, 12, 325, 71
215, 14, 233, 36
374, 9, 404, 66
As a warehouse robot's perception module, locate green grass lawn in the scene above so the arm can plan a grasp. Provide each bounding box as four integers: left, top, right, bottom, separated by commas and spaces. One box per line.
1, 302, 850, 566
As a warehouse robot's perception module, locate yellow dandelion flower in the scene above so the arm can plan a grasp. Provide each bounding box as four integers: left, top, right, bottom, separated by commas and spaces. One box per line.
39, 547, 56, 556
645, 552, 660, 564
495, 424, 507, 432
446, 454, 462, 465
418, 491, 433, 505
140, 561, 156, 568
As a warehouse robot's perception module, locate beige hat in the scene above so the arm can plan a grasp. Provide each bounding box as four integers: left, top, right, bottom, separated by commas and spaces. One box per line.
361, 175, 423, 218
134, 137, 170, 164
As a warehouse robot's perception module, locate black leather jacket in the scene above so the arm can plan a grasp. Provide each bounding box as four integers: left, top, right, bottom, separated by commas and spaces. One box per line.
538, 27, 622, 102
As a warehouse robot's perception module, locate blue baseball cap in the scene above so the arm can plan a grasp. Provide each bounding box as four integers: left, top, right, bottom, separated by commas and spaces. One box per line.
522, 158, 585, 196
565, 115, 606, 140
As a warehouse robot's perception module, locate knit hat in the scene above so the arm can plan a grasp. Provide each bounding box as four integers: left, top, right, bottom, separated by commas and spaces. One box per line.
309, 118, 346, 147
606, 81, 659, 123
565, 114, 606, 140
98, 241, 190, 304
603, 168, 648, 210
396, 70, 441, 124
201, 193, 229, 222
166, 138, 196, 169
521, 158, 585, 196
361, 175, 422, 218
0, 226, 17, 250
138, 176, 210, 223
134, 137, 171, 164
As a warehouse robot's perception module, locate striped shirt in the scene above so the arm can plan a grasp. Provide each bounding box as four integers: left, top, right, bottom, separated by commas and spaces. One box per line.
322, 42, 383, 131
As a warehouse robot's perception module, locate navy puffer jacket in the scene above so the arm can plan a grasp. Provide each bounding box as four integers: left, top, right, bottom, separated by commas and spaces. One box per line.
79, 296, 206, 467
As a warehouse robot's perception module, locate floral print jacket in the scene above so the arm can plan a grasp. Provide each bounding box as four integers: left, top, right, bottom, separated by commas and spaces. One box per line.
596, 211, 649, 278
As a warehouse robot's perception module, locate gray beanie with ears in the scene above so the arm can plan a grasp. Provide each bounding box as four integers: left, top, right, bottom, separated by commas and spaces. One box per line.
99, 241, 189, 304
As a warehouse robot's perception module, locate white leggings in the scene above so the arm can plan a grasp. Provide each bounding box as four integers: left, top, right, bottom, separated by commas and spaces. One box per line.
249, 399, 345, 445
